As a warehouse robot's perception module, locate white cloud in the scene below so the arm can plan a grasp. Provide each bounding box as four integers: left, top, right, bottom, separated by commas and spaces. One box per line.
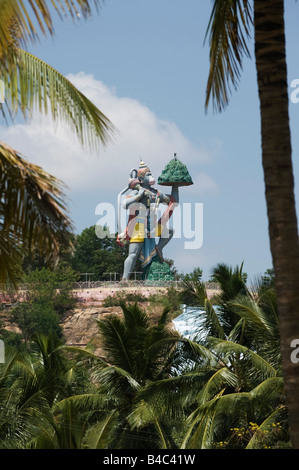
189, 172, 219, 196
0, 72, 218, 198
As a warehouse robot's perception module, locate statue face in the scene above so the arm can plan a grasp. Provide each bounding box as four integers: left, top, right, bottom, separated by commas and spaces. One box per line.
143, 171, 155, 186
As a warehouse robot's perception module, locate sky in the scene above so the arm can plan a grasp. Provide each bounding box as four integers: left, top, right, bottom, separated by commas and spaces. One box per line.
1, 0, 299, 282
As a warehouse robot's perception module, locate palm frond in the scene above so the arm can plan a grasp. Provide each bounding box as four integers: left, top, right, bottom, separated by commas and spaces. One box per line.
196, 367, 239, 405
127, 399, 159, 430
127, 401, 174, 449
53, 393, 111, 413
181, 393, 226, 449
2, 49, 115, 152
227, 317, 246, 343
94, 365, 141, 399
120, 301, 150, 331
0, 0, 102, 57
0, 141, 73, 284
229, 294, 276, 335
208, 337, 277, 379
246, 405, 287, 449
179, 279, 207, 307
84, 410, 119, 449
183, 378, 285, 449
195, 299, 226, 340
178, 337, 217, 364
205, 0, 253, 112
211, 262, 248, 301
248, 376, 284, 403
131, 368, 221, 416
96, 315, 134, 373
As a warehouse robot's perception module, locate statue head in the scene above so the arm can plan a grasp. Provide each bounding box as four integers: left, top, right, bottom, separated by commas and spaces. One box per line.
137, 160, 155, 186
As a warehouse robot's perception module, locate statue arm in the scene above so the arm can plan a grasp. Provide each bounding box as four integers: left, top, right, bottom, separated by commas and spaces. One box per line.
159, 186, 179, 204
122, 188, 145, 209
171, 185, 179, 204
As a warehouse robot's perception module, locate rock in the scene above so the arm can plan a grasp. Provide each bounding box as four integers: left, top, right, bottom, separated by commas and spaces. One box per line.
1, 301, 176, 359
60, 306, 123, 357
60, 302, 174, 357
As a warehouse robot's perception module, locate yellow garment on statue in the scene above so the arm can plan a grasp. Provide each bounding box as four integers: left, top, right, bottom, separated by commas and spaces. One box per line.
130, 222, 145, 243
130, 222, 163, 242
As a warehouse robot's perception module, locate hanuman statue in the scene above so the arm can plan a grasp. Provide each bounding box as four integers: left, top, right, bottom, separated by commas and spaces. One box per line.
117, 160, 178, 280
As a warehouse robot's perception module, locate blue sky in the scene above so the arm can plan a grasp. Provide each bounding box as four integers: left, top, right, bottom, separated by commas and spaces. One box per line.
2, 0, 299, 282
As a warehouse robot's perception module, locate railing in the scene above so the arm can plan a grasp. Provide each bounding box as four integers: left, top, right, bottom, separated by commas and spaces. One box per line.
7, 279, 220, 297
72, 280, 221, 290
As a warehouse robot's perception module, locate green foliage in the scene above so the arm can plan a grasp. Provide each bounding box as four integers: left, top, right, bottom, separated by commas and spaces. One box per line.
0, 326, 23, 349
11, 301, 62, 341
261, 268, 275, 286
71, 225, 129, 280
0, 332, 99, 448
209, 262, 248, 336
9, 264, 77, 341
93, 302, 185, 448
0, 261, 291, 449
103, 290, 148, 307
150, 286, 182, 315
178, 267, 206, 307
22, 233, 76, 274
182, 267, 203, 283
0, 1, 113, 285
204, 0, 252, 112
0, 143, 74, 286
23, 263, 77, 315
103, 286, 182, 318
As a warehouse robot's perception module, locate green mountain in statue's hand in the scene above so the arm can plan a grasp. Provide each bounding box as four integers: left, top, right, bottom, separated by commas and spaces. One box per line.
158, 157, 193, 186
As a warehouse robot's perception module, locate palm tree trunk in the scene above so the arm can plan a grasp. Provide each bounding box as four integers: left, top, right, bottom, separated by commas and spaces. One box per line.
254, 0, 299, 448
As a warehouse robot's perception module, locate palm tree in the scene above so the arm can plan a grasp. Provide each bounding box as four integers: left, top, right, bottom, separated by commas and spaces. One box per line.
209, 262, 248, 336
138, 279, 289, 448
0, 292, 288, 449
0, 332, 104, 449
0, 142, 73, 285
205, 0, 299, 447
0, 333, 68, 448
87, 301, 216, 448
180, 289, 287, 448
91, 302, 184, 448
0, 0, 115, 284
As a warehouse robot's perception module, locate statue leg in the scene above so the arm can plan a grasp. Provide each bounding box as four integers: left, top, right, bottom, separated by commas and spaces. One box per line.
122, 242, 143, 280
156, 227, 174, 258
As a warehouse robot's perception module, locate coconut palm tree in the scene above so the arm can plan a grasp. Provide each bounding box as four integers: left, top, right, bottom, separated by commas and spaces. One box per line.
205, 0, 299, 447
0, 0, 114, 284
88, 301, 217, 449
209, 262, 248, 336
0, 333, 68, 447
0, 332, 104, 448
136, 280, 289, 448
179, 291, 288, 448
0, 142, 73, 285
90, 302, 184, 448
